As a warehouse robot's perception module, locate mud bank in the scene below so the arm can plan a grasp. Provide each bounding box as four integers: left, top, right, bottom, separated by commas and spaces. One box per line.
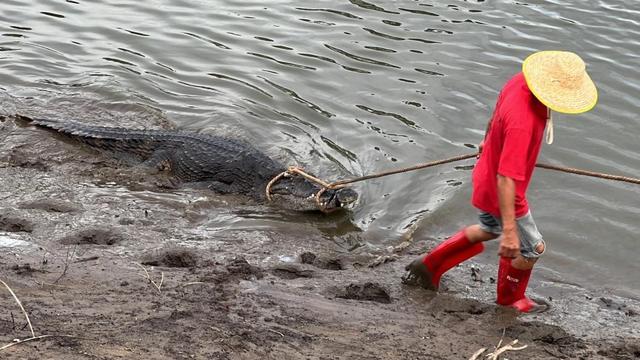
1, 113, 639, 359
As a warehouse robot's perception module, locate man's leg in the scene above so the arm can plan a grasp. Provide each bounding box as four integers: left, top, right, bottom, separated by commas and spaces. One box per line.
402, 219, 499, 290
496, 212, 548, 312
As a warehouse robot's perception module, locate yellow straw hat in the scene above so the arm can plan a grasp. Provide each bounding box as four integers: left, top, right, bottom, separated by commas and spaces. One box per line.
522, 51, 598, 114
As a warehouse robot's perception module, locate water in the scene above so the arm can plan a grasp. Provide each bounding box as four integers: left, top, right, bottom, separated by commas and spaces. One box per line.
1, 0, 638, 298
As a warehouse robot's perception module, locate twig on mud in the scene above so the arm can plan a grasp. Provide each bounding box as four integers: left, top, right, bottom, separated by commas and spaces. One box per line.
494, 328, 506, 352
135, 263, 163, 293
469, 348, 487, 360
54, 245, 77, 284
1, 335, 80, 351
182, 282, 205, 287
74, 256, 99, 263
36, 281, 70, 289
0, 279, 35, 338
486, 339, 527, 359
468, 331, 528, 360
0, 335, 53, 351
268, 329, 285, 338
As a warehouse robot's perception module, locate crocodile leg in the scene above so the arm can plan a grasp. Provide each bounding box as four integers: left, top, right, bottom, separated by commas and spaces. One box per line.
138, 149, 175, 174
188, 181, 234, 194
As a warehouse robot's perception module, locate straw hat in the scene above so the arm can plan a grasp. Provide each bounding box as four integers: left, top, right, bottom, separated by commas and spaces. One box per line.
522, 51, 598, 114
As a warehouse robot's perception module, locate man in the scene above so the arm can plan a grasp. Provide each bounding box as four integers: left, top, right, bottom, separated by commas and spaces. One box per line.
403, 51, 598, 312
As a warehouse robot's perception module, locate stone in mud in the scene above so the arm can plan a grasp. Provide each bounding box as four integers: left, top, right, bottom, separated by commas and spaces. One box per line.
225, 257, 264, 280
60, 228, 123, 245
299, 251, 344, 271
142, 248, 198, 268
315, 256, 345, 270
0, 214, 33, 233
335, 282, 392, 304
299, 251, 317, 265
271, 264, 315, 279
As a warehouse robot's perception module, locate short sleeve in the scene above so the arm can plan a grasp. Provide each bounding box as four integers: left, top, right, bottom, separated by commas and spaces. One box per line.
497, 128, 532, 181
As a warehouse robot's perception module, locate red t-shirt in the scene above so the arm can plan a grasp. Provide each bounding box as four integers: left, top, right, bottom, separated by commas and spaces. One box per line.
471, 72, 548, 218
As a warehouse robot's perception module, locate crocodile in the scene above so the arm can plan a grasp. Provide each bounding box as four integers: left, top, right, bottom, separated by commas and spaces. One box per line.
15, 114, 358, 212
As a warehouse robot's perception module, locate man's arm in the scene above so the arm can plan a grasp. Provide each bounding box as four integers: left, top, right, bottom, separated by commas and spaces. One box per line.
478, 118, 492, 156
497, 174, 520, 258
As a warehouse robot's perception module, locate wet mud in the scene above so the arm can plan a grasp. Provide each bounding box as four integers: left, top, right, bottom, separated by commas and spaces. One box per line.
1, 108, 639, 359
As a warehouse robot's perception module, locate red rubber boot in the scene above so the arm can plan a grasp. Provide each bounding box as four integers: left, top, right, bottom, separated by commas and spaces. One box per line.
496, 257, 547, 312
403, 230, 484, 290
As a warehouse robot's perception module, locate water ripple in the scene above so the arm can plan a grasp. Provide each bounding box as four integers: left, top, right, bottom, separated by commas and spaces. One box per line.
296, 7, 362, 20
40, 11, 65, 19
349, 0, 399, 15
260, 77, 335, 119
356, 104, 419, 130
0, 0, 638, 296
325, 44, 400, 69
362, 27, 404, 41
183, 32, 231, 50
247, 52, 316, 71
207, 72, 272, 98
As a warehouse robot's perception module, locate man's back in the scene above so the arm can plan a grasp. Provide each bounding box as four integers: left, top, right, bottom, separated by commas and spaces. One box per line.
471, 72, 547, 217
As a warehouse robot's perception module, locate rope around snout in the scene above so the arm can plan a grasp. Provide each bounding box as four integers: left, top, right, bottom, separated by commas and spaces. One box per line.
266, 153, 640, 202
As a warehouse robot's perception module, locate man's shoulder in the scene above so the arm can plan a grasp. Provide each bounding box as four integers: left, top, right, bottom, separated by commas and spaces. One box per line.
499, 73, 529, 104
497, 73, 537, 120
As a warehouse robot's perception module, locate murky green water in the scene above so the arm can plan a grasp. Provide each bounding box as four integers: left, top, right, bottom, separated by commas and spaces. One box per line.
1, 0, 638, 297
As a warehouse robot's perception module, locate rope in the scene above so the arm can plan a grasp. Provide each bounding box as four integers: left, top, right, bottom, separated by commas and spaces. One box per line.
265, 152, 639, 206
535, 162, 640, 184
328, 153, 477, 188
329, 153, 640, 187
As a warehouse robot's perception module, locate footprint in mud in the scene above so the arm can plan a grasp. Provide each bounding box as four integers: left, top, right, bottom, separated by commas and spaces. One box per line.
597, 341, 640, 360
141, 248, 198, 268
505, 321, 574, 345
59, 228, 123, 245
300, 251, 345, 270
6, 150, 50, 171
18, 199, 81, 213
12, 263, 46, 276
330, 282, 392, 304
599, 297, 639, 317
0, 214, 34, 233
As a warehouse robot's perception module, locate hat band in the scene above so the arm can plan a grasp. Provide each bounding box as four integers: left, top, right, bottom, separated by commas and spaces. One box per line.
546, 109, 554, 145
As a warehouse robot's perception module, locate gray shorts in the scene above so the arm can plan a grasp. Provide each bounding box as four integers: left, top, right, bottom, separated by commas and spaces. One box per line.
477, 211, 545, 259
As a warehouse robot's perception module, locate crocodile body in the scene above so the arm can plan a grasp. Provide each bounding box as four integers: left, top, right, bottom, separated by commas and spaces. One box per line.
18, 115, 358, 212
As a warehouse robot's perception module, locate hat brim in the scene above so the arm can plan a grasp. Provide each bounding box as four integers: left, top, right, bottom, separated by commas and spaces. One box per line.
523, 51, 598, 114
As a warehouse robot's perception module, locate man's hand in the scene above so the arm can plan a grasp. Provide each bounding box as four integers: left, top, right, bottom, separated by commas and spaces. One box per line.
497, 174, 519, 258
498, 228, 520, 258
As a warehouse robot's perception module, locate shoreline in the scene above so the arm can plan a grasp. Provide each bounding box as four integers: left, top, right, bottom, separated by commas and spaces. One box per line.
1, 115, 639, 359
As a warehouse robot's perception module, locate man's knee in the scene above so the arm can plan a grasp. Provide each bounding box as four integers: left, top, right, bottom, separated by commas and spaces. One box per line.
519, 242, 545, 267
535, 242, 545, 255
465, 224, 499, 243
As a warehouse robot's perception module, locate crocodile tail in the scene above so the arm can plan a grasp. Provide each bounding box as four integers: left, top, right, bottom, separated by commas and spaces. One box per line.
17, 114, 79, 133
17, 114, 103, 134
17, 114, 162, 156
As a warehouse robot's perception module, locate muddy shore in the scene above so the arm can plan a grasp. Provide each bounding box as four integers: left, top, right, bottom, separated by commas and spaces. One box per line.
1, 112, 639, 359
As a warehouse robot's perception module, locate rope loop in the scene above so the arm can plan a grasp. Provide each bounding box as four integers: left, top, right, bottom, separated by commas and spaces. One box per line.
265, 167, 342, 213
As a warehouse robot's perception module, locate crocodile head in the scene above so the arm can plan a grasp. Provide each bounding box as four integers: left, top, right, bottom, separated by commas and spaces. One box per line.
267, 173, 359, 212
